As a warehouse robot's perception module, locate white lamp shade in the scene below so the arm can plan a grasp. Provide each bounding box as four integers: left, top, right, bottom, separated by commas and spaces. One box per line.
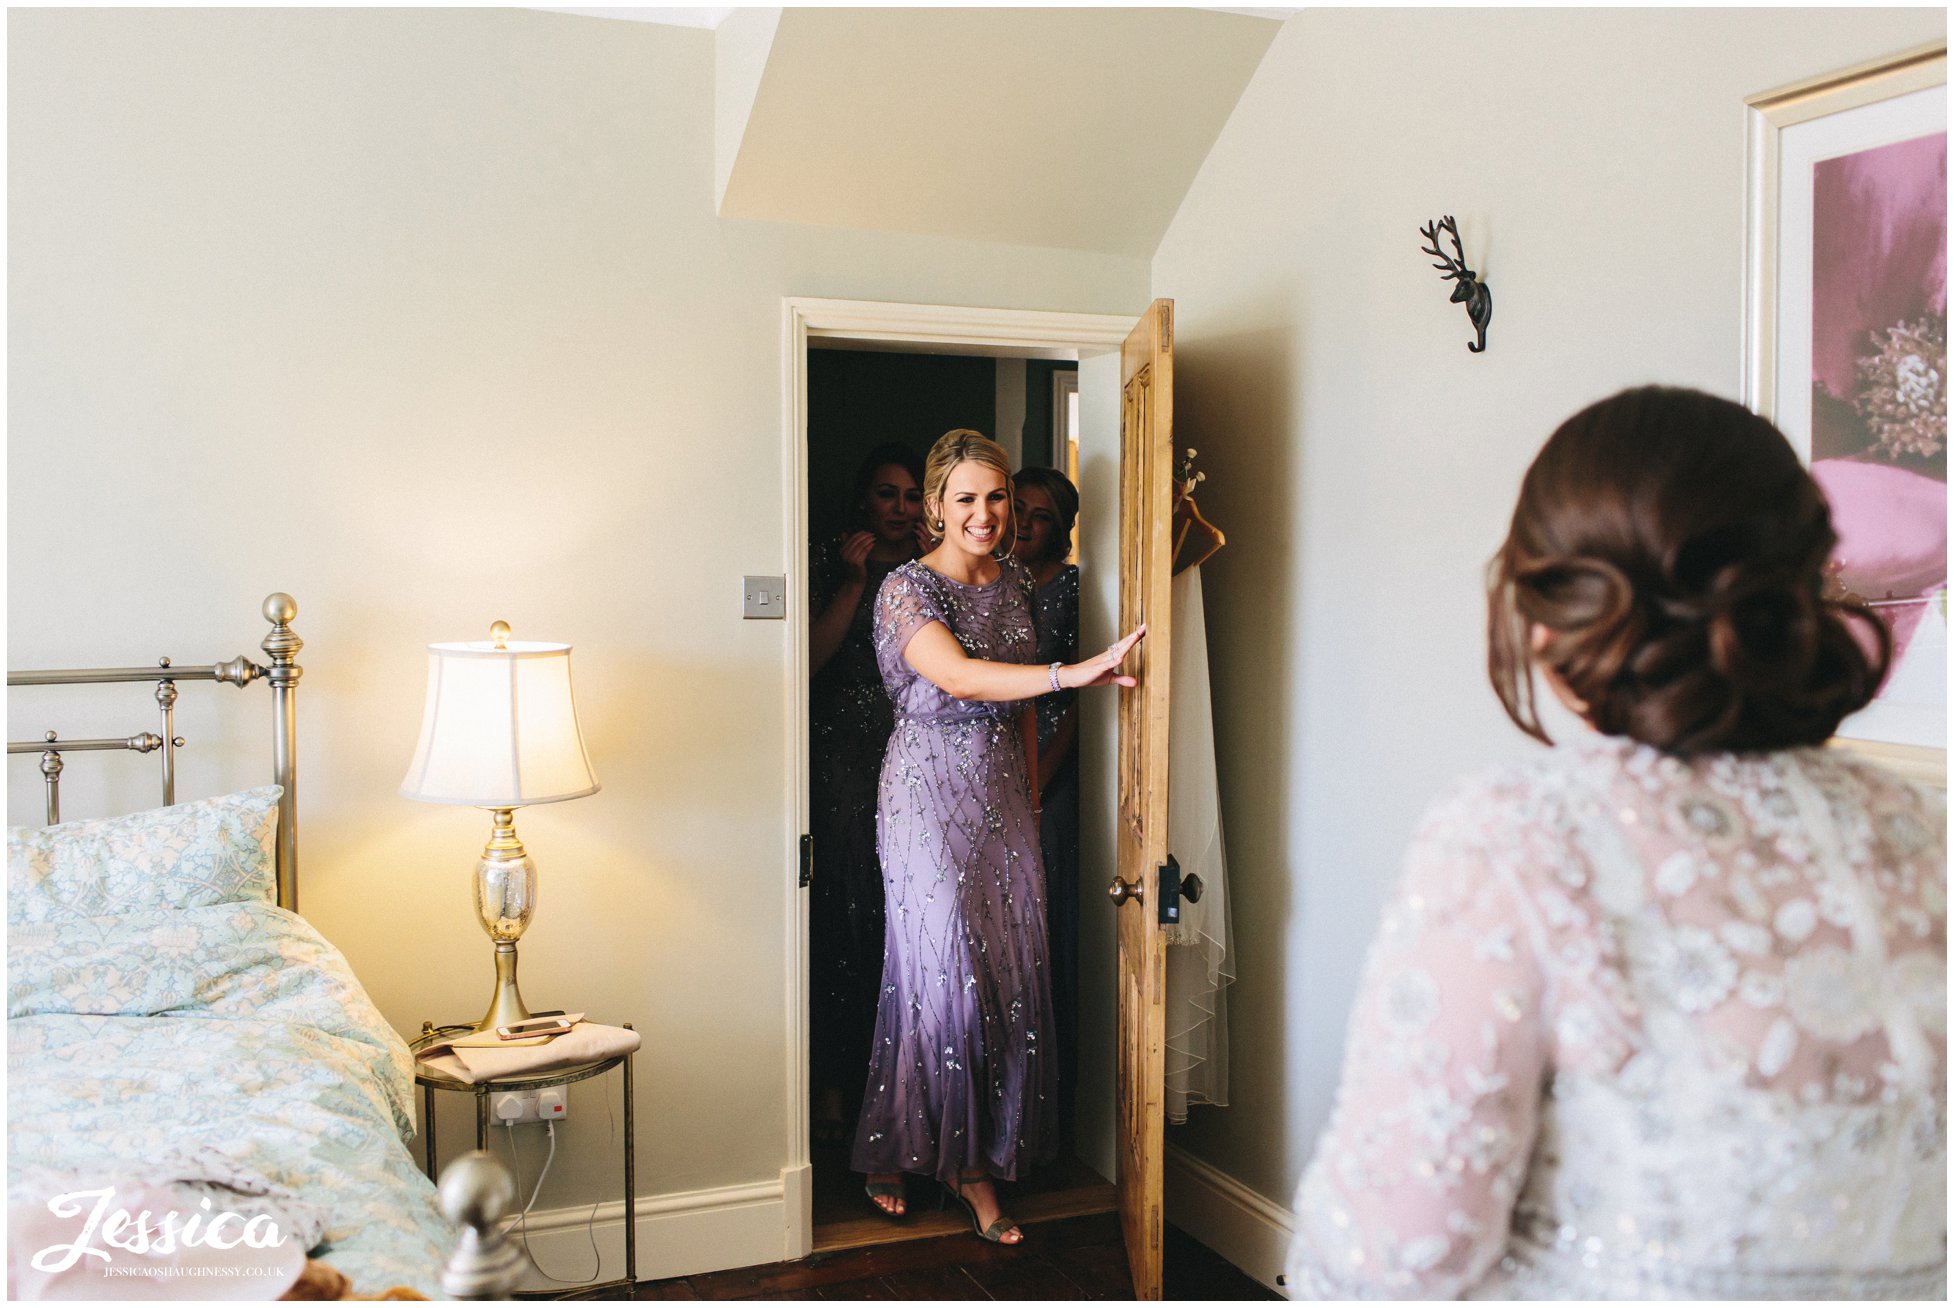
399, 640, 600, 807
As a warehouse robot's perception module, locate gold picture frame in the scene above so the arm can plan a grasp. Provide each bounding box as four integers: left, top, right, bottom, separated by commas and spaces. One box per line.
1744, 43, 1948, 790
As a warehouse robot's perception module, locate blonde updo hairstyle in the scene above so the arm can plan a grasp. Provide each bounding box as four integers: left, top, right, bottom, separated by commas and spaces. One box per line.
922, 428, 1018, 557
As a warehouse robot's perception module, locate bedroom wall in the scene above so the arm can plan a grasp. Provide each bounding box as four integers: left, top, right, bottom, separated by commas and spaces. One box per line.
1146, 7, 1945, 1288
6, 6, 1147, 1277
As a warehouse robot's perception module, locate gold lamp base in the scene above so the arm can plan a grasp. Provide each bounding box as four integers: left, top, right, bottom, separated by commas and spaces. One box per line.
478, 942, 534, 1033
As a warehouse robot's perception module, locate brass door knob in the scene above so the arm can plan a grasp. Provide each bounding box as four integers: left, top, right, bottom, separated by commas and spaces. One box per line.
1182, 873, 1205, 904
1107, 876, 1144, 907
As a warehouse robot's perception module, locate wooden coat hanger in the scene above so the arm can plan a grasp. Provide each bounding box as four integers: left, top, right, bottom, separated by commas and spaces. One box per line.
1172, 496, 1225, 575
1171, 448, 1225, 576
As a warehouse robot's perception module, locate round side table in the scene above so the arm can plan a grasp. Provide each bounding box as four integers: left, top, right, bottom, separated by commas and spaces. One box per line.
412, 1022, 636, 1296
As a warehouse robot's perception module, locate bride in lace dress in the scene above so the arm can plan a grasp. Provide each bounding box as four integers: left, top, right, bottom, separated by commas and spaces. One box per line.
1285, 387, 1946, 1299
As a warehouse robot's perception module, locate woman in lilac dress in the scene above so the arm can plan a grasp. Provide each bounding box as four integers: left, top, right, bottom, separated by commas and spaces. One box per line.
853, 430, 1143, 1244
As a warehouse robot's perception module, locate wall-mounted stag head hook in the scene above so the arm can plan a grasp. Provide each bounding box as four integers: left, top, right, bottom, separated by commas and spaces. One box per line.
1417, 215, 1492, 353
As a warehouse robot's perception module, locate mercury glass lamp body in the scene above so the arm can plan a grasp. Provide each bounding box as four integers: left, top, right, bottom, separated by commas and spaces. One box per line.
475, 807, 537, 1031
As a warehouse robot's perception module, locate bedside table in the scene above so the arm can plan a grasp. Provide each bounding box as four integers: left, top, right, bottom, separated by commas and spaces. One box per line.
412, 1021, 636, 1296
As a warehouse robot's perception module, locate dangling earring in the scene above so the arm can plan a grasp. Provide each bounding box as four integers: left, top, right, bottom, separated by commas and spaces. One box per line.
929, 517, 944, 535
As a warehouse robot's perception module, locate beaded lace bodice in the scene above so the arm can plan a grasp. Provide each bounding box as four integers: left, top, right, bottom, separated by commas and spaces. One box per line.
1286, 736, 1946, 1300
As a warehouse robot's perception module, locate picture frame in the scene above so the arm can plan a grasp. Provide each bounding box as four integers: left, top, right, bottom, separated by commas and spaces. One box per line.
1744, 43, 1948, 789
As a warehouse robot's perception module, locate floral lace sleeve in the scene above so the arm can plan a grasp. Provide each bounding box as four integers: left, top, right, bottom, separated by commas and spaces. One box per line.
1286, 780, 1551, 1298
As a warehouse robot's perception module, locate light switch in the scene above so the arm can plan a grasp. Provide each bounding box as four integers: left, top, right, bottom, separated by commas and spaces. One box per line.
743, 575, 787, 619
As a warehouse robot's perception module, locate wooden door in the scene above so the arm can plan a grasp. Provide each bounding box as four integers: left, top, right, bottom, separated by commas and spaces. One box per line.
1113, 299, 1174, 1300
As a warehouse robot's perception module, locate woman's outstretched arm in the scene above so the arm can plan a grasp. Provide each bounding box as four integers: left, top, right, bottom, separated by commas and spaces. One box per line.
899, 620, 1143, 702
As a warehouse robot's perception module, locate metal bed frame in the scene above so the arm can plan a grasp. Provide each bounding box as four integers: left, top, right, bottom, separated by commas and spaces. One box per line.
4, 590, 536, 1296
8, 592, 304, 912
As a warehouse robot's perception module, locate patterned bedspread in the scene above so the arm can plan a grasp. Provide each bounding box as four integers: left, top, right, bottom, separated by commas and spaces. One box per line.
8, 900, 454, 1296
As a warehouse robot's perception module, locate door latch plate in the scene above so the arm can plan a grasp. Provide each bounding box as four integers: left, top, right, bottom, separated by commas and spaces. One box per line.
1157, 854, 1182, 926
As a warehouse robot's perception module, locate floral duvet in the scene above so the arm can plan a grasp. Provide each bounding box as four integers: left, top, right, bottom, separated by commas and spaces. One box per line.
8, 897, 455, 1296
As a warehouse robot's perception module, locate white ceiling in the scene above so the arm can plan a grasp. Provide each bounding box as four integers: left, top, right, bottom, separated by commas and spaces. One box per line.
538, 7, 1297, 33
538, 7, 736, 28
715, 7, 1284, 258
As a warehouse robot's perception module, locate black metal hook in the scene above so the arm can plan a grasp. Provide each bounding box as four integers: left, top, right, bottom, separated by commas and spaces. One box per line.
1417, 215, 1492, 353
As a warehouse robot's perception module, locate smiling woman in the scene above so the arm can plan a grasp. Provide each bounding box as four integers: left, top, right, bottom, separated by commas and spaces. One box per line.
851, 429, 1142, 1245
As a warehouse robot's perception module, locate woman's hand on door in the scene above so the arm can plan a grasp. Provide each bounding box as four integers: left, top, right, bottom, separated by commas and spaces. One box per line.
1062, 625, 1146, 689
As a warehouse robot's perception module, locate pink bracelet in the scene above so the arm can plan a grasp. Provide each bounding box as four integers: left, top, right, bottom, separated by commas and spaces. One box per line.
1048, 662, 1063, 693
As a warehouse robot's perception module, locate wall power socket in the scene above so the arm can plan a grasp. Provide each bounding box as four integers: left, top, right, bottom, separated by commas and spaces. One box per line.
491, 1087, 568, 1125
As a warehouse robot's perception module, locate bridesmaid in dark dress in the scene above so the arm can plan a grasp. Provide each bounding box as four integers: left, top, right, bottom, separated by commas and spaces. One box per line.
808, 443, 926, 1145
1010, 466, 1082, 1146
853, 430, 1144, 1245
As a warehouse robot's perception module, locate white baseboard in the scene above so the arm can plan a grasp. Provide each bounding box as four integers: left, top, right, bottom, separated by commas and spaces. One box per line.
1164, 1141, 1294, 1298
502, 1149, 1289, 1295
503, 1169, 794, 1292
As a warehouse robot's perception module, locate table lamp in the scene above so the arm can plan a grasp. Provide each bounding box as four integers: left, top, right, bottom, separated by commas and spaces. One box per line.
400, 621, 599, 1032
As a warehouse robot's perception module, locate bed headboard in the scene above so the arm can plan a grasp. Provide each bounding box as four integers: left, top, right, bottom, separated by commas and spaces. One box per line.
7, 593, 304, 912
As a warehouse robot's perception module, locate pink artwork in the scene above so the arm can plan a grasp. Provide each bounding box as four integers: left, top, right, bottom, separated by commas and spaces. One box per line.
1809, 131, 1946, 691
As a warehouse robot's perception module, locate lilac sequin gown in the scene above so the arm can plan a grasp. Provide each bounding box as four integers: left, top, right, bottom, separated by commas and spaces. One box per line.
851, 556, 1059, 1183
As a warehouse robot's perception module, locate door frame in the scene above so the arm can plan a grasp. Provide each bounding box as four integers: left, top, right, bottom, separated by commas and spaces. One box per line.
779, 297, 1137, 1257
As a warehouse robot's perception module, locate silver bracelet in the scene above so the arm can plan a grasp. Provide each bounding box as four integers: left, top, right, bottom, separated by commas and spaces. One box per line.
1048, 661, 1063, 693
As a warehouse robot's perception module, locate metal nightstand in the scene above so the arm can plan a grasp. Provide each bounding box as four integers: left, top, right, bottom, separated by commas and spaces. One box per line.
412, 1021, 636, 1297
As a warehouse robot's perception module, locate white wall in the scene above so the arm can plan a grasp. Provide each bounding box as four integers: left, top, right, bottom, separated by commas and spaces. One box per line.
6, 6, 1148, 1281
1148, 6, 1945, 1286
994, 356, 1027, 466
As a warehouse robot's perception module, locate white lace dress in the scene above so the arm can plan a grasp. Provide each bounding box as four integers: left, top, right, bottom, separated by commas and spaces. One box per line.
1285, 735, 1946, 1299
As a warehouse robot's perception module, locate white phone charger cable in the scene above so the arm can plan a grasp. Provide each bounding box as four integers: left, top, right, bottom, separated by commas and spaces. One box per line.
503, 1119, 602, 1284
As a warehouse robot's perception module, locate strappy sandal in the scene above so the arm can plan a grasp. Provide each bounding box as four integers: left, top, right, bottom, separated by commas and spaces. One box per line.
863, 1176, 906, 1219
945, 1169, 1022, 1244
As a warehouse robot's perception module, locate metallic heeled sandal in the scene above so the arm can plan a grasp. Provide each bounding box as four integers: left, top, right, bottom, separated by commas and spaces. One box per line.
945, 1169, 1022, 1245
863, 1176, 907, 1220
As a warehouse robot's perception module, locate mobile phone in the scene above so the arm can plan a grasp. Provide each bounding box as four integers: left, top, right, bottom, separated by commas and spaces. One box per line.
496, 1015, 574, 1041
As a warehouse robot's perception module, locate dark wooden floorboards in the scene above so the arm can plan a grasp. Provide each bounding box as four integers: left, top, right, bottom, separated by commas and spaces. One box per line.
600, 1212, 1278, 1301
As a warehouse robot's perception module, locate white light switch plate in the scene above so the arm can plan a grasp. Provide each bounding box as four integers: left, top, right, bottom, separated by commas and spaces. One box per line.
743, 575, 787, 619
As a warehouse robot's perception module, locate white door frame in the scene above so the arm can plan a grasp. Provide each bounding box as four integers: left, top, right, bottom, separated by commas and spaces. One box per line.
778, 297, 1137, 1256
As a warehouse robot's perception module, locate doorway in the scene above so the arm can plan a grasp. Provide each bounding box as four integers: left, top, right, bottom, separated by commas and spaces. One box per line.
781, 299, 1136, 1258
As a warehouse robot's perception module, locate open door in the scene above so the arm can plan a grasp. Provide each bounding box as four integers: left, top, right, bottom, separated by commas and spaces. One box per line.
1112, 299, 1174, 1299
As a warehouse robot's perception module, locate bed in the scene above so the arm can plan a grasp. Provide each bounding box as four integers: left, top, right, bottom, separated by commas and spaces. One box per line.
6, 596, 486, 1300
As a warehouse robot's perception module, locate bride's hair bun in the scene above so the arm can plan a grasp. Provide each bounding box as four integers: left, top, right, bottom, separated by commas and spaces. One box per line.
1489, 386, 1888, 755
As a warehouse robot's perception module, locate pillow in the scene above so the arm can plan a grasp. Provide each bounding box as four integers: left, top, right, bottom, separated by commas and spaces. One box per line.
8, 786, 281, 925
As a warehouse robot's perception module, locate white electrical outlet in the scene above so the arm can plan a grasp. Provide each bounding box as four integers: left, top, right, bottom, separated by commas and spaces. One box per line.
490, 1089, 570, 1124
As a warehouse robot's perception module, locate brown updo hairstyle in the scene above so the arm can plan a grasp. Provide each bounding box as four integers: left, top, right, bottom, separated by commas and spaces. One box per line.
1488, 386, 1889, 756
1012, 465, 1079, 564
923, 428, 1018, 556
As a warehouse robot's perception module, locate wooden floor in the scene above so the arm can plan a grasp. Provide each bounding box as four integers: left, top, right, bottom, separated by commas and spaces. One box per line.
602, 1211, 1278, 1300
